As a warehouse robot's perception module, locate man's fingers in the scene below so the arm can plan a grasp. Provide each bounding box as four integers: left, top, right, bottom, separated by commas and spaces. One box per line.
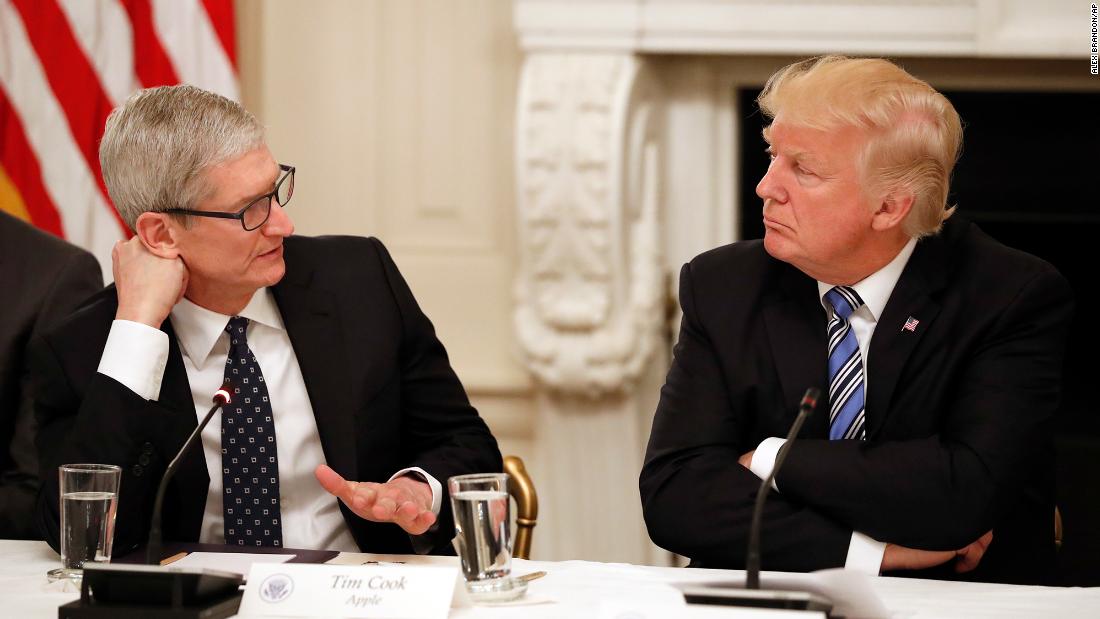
955, 531, 994, 573
316, 464, 361, 503
737, 451, 754, 469
372, 497, 398, 521
351, 485, 378, 511
395, 501, 420, 521
316, 465, 382, 516
955, 546, 980, 573
395, 504, 436, 536
416, 510, 437, 531
392, 501, 422, 532
977, 530, 993, 551
314, 464, 347, 496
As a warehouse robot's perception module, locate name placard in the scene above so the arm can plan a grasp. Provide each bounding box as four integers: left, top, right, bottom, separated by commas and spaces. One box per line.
238, 562, 458, 618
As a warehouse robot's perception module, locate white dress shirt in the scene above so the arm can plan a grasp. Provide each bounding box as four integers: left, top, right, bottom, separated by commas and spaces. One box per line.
747, 238, 918, 574
96, 289, 442, 552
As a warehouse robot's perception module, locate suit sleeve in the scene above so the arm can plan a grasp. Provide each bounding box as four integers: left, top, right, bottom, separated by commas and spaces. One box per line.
776, 267, 1074, 549
370, 238, 503, 553
640, 262, 853, 571
32, 333, 194, 556
0, 250, 101, 539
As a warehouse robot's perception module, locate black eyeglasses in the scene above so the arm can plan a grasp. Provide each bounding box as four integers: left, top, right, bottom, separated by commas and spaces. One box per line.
164, 164, 295, 231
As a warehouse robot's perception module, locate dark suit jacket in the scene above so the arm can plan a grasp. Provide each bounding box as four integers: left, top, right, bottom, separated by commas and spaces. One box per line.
640, 217, 1073, 585
0, 211, 102, 539
32, 235, 501, 556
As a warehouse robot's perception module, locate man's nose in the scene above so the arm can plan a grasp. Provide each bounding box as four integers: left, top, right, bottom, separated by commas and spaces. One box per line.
263, 202, 295, 237
756, 164, 788, 204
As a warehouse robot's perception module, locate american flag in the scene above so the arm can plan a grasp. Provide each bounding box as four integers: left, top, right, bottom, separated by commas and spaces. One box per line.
903, 316, 920, 332
0, 0, 238, 281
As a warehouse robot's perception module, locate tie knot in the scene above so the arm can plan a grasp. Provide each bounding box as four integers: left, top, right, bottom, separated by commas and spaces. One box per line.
225, 316, 250, 348
825, 286, 864, 321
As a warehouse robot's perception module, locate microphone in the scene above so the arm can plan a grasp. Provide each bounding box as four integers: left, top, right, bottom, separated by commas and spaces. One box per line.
745, 387, 820, 589
145, 383, 232, 565
678, 387, 832, 612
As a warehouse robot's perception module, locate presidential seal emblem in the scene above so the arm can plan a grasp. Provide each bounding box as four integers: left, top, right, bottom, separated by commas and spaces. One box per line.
259, 573, 294, 603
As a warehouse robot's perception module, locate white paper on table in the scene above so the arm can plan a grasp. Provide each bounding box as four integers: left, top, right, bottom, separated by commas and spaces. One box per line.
327, 552, 456, 567
600, 600, 824, 618
803, 568, 891, 619
169, 552, 293, 577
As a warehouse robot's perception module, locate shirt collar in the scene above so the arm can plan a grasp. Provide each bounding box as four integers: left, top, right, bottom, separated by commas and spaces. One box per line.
170, 288, 284, 366
817, 237, 917, 322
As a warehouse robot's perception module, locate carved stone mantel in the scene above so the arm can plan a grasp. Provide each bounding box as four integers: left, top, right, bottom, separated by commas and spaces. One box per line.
513, 50, 665, 563
514, 53, 664, 397
510, 0, 1087, 564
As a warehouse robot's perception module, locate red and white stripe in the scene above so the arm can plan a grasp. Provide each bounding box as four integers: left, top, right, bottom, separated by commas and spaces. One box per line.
0, 0, 237, 281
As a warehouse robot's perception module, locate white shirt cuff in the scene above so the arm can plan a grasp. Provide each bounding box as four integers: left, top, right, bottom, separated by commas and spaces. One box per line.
389, 467, 443, 517
845, 531, 887, 575
748, 437, 787, 491
390, 467, 444, 555
96, 319, 169, 401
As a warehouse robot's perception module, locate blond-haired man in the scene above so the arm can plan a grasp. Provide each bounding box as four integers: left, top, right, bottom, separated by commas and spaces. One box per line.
641, 56, 1072, 584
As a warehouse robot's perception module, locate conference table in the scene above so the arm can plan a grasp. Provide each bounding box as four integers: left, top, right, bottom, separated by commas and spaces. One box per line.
3, 539, 1098, 618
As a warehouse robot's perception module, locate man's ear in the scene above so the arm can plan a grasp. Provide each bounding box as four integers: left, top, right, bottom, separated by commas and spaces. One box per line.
134, 212, 181, 258
872, 187, 914, 232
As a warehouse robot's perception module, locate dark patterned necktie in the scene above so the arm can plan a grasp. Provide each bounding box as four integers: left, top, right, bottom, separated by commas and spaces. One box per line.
221, 316, 283, 547
825, 286, 867, 440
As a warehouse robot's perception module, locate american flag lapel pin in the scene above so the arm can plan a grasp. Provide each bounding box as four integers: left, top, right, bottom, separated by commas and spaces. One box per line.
902, 316, 920, 332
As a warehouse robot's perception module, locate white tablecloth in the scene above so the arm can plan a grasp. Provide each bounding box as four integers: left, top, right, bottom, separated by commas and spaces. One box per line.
3, 539, 1098, 618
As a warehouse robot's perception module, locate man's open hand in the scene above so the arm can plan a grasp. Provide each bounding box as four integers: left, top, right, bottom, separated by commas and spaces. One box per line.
314, 464, 436, 535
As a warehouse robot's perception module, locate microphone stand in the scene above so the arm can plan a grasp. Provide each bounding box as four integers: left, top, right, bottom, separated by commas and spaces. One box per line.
746, 387, 820, 589
679, 387, 833, 613
146, 386, 231, 565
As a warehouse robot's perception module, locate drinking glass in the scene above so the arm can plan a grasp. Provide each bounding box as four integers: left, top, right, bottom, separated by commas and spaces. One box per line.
46, 464, 121, 582
448, 472, 524, 600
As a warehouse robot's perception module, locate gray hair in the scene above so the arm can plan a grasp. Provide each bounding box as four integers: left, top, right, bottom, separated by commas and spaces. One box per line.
99, 85, 265, 230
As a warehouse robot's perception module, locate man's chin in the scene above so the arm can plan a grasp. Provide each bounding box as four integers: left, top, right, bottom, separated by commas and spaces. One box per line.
256, 261, 287, 288
268, 263, 287, 286
762, 230, 790, 261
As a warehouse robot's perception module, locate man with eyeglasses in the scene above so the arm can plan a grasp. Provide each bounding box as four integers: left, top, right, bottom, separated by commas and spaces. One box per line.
31, 85, 501, 558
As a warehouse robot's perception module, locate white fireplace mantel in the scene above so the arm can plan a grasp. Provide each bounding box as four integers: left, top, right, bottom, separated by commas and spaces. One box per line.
514, 0, 1088, 59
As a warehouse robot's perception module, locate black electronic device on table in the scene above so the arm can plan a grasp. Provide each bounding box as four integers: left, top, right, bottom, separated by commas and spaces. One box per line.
57, 563, 243, 619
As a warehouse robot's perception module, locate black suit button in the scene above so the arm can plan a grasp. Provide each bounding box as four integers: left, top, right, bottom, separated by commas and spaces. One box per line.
132, 464, 144, 477
141, 442, 154, 455
138, 454, 151, 466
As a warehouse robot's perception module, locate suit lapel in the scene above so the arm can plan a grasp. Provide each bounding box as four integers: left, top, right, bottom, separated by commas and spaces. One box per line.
157, 319, 211, 540
762, 265, 830, 438
271, 253, 357, 478
865, 232, 950, 439
159, 320, 194, 413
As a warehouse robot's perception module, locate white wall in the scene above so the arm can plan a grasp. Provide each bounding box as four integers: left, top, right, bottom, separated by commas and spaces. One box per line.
237, 0, 539, 533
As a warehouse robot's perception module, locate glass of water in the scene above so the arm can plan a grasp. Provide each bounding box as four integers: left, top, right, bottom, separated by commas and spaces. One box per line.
47, 464, 121, 582
448, 472, 523, 601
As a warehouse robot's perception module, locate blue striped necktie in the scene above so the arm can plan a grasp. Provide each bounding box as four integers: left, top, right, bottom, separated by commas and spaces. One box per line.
824, 286, 866, 440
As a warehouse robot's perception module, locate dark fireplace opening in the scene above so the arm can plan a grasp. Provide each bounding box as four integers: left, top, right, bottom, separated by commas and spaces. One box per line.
738, 87, 1100, 586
